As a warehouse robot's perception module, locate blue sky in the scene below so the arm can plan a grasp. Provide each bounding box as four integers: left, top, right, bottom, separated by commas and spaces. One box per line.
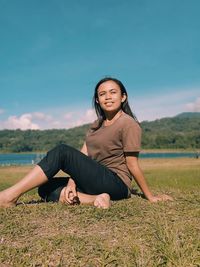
0, 0, 200, 129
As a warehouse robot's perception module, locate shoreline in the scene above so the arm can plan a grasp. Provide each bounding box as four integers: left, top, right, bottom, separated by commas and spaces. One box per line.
0, 149, 199, 154
0, 150, 199, 167
141, 149, 199, 153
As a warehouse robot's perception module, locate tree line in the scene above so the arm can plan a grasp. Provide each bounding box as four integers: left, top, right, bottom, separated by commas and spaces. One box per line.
0, 113, 199, 152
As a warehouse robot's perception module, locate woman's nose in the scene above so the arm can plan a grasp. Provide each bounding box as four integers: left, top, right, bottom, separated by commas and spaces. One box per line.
105, 93, 111, 99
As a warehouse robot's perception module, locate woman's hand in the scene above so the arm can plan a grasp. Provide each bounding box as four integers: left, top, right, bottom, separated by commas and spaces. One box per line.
148, 194, 173, 203
63, 178, 77, 205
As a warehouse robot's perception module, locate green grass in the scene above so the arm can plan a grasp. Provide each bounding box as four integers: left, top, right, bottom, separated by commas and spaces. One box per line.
0, 158, 200, 267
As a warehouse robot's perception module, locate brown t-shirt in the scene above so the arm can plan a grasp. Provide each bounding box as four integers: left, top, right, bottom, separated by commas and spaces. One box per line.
85, 112, 142, 189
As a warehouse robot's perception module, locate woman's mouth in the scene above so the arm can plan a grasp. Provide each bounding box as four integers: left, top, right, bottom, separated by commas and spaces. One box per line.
105, 102, 113, 106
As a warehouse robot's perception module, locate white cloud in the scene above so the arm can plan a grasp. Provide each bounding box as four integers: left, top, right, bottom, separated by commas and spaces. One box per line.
2, 114, 40, 130
64, 112, 74, 120
32, 112, 53, 122
186, 97, 200, 112
85, 109, 96, 121
0, 109, 97, 130
63, 109, 96, 128
131, 88, 200, 121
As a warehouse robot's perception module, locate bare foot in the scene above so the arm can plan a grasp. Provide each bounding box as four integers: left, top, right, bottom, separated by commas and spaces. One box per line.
0, 190, 17, 208
94, 193, 111, 209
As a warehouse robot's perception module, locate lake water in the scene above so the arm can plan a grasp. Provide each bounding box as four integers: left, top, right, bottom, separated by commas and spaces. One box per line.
0, 152, 198, 166
0, 153, 46, 166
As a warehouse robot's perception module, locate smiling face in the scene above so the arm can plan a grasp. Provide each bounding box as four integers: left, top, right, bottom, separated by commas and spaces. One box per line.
96, 80, 126, 116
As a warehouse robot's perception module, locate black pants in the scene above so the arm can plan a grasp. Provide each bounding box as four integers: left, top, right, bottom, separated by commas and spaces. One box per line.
37, 144, 129, 201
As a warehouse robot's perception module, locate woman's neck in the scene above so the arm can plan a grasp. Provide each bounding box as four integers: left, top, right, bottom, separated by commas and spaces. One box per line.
103, 110, 123, 126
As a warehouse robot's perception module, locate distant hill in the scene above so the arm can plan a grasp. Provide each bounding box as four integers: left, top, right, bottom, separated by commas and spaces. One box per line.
140, 112, 200, 149
175, 112, 200, 118
0, 112, 199, 152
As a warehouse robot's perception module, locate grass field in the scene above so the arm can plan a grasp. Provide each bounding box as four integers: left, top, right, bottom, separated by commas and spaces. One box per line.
0, 158, 200, 267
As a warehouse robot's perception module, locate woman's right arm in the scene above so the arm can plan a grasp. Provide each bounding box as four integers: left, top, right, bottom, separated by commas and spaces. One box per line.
80, 142, 88, 156
126, 153, 173, 202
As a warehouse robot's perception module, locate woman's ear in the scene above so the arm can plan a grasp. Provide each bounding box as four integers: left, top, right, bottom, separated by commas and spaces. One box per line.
96, 98, 99, 103
122, 94, 127, 103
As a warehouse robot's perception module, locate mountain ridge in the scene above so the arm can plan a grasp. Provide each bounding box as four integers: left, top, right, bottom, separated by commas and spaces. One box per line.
174, 112, 200, 119
0, 112, 199, 152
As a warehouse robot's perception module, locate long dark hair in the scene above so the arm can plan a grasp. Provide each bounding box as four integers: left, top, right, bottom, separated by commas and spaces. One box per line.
92, 77, 139, 126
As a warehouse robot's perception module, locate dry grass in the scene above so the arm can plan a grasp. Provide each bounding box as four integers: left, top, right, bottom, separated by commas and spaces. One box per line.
0, 158, 200, 266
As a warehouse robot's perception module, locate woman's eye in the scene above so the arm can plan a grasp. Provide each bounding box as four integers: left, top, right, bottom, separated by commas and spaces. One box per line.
99, 93, 105, 97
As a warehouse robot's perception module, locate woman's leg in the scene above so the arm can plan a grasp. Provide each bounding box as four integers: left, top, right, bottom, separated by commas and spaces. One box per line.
0, 165, 48, 207
38, 177, 111, 208
38, 144, 128, 201
0, 144, 128, 208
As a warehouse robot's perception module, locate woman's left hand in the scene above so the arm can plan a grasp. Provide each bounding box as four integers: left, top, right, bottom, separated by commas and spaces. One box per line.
148, 194, 173, 203
63, 178, 77, 205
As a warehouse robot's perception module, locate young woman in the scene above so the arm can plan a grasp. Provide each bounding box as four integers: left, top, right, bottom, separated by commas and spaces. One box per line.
0, 77, 172, 209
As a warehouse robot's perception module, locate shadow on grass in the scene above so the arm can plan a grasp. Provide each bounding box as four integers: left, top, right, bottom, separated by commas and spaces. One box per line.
16, 199, 46, 206
130, 188, 146, 199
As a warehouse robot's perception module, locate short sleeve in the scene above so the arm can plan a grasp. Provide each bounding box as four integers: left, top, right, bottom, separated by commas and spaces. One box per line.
121, 119, 142, 152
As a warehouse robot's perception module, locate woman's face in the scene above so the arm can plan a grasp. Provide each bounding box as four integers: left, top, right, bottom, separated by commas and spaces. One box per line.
97, 80, 126, 115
